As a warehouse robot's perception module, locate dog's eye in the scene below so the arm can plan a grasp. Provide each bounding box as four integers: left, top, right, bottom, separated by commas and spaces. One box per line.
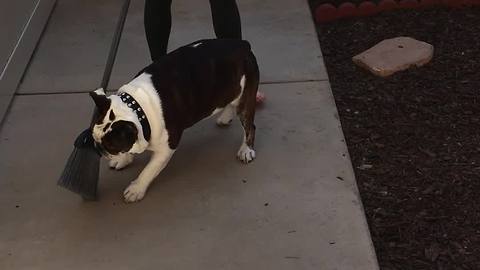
109, 110, 115, 120
103, 122, 111, 132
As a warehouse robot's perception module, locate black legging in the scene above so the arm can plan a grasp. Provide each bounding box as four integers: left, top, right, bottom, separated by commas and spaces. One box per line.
144, 0, 242, 62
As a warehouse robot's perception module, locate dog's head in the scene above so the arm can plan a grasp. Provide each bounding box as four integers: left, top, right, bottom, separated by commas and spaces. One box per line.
89, 88, 147, 158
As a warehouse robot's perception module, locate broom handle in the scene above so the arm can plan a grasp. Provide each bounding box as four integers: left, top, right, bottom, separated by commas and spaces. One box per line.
90, 0, 131, 125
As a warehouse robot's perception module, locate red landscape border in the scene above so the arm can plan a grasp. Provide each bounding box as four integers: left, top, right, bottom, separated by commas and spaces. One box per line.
314, 0, 480, 23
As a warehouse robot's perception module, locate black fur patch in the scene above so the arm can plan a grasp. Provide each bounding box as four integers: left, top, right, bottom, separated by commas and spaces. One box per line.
89, 91, 111, 124
102, 122, 111, 132
137, 39, 256, 149
100, 120, 138, 155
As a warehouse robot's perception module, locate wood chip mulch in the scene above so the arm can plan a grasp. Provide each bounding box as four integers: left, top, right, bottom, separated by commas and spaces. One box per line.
311, 6, 480, 270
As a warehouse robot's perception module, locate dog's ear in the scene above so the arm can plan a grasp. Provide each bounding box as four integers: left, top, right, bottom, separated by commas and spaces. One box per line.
89, 88, 111, 115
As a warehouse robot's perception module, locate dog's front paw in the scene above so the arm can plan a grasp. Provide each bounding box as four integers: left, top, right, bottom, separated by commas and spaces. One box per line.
109, 153, 133, 170
123, 181, 147, 203
237, 144, 256, 163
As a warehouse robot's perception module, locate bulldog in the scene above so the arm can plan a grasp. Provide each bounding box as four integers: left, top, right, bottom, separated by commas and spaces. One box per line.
89, 39, 259, 202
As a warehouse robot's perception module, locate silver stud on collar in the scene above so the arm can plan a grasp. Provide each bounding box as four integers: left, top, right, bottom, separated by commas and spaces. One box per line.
117, 92, 150, 140
119, 92, 147, 123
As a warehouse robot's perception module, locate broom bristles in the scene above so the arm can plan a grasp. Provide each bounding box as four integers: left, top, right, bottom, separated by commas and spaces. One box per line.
58, 0, 131, 201
58, 129, 100, 200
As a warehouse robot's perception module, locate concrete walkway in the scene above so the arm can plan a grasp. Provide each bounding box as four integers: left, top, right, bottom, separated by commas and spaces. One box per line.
0, 0, 379, 269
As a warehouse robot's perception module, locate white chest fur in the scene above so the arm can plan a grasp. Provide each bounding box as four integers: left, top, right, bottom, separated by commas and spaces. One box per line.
119, 73, 168, 152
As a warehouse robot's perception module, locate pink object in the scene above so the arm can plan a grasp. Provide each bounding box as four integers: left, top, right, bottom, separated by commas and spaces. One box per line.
419, 0, 439, 7
399, 0, 419, 9
356, 1, 379, 16
461, 0, 476, 5
443, 0, 467, 7
256, 92, 266, 104
378, 0, 398, 11
337, 2, 356, 18
315, 4, 338, 23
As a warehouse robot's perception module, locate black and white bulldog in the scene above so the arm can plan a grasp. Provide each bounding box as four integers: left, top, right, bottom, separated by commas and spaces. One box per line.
89, 39, 259, 202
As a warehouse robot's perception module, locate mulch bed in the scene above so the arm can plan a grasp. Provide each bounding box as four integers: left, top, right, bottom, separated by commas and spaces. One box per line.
311, 0, 374, 5
310, 6, 480, 270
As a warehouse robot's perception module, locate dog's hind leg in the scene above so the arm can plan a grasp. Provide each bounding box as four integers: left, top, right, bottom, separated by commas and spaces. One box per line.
216, 104, 235, 126
236, 52, 259, 163
217, 74, 245, 127
237, 109, 256, 163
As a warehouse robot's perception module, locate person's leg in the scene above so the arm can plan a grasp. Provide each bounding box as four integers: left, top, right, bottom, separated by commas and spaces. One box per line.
144, 0, 173, 61
209, 0, 265, 104
209, 0, 242, 39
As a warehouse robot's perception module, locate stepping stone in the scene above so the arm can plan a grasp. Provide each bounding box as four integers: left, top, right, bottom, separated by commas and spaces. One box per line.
352, 37, 434, 77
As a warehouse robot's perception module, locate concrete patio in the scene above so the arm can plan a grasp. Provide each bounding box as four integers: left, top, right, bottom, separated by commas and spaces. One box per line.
0, 0, 379, 269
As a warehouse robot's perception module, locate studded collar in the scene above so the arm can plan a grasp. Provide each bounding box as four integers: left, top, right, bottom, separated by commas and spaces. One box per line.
119, 92, 151, 141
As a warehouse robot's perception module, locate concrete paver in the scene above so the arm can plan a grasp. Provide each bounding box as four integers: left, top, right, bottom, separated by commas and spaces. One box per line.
17, 0, 122, 94
0, 83, 377, 270
353, 36, 434, 77
0, 0, 57, 123
0, 95, 11, 125
109, 0, 328, 89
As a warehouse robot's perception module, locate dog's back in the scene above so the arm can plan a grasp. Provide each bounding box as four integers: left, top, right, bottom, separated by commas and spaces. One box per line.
140, 39, 259, 130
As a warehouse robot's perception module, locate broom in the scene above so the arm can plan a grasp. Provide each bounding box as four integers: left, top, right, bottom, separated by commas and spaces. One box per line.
58, 0, 131, 200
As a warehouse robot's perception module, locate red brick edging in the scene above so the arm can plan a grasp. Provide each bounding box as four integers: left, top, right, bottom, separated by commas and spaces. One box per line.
314, 0, 480, 23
